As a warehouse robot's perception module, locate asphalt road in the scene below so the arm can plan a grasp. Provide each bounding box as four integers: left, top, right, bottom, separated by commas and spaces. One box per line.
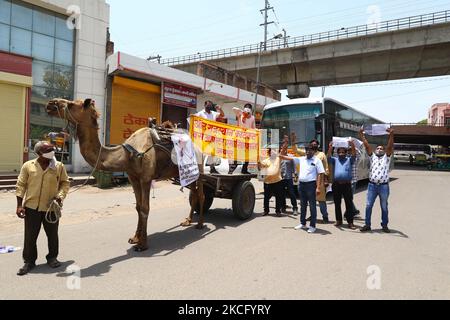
1, 167, 449, 300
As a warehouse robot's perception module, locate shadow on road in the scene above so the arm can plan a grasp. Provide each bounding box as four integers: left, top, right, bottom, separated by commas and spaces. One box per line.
57, 210, 255, 278
30, 260, 75, 275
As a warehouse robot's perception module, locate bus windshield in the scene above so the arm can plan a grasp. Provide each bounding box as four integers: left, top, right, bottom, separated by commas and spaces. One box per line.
261, 103, 322, 146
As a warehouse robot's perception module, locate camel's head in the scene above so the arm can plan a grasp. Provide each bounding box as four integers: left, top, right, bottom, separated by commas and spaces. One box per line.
46, 98, 99, 128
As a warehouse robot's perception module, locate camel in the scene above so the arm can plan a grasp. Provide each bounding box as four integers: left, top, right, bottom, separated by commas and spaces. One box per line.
46, 98, 206, 252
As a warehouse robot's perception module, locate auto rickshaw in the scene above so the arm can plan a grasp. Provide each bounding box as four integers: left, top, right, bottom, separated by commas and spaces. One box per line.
427, 154, 450, 171
414, 153, 429, 166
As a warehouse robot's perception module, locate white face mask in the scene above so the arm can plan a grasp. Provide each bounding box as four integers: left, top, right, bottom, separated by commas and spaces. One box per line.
42, 151, 55, 160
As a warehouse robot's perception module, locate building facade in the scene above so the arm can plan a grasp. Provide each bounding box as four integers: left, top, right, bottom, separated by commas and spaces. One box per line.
105, 52, 280, 146
428, 103, 450, 126
0, 0, 109, 173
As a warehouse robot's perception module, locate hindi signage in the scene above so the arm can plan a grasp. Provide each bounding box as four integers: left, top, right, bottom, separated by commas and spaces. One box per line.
189, 116, 260, 162
163, 83, 197, 109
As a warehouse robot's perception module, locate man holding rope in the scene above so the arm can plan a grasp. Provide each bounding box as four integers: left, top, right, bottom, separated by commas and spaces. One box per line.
15, 141, 70, 276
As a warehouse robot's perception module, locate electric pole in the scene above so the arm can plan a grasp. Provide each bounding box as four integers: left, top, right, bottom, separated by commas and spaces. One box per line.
260, 0, 274, 51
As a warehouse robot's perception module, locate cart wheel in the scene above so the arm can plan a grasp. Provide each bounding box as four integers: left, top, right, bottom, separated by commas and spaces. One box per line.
232, 181, 255, 220
189, 188, 214, 214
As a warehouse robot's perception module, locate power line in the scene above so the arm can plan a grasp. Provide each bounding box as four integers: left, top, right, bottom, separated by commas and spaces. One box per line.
349, 83, 450, 104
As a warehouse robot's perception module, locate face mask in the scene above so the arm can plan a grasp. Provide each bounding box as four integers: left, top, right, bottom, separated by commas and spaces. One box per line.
375, 150, 385, 157
42, 151, 55, 160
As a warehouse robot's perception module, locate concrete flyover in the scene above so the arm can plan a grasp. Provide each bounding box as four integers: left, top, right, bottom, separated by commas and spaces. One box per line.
166, 11, 450, 98
392, 124, 450, 145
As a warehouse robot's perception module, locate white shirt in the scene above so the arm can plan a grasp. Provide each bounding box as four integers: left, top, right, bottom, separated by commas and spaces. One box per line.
196, 110, 220, 121
297, 156, 325, 183
369, 154, 391, 184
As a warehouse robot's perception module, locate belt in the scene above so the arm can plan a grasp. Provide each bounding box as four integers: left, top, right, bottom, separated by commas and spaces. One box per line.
299, 181, 316, 184
334, 181, 351, 185
370, 181, 389, 185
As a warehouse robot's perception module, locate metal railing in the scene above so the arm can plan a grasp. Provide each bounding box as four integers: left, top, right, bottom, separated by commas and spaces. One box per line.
161, 10, 450, 66
391, 123, 450, 127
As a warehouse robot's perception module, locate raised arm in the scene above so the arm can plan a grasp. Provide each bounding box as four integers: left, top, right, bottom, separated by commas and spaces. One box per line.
232, 107, 242, 117
386, 128, 395, 156
327, 141, 333, 158
359, 129, 373, 156
279, 154, 295, 161
349, 140, 356, 157
215, 105, 225, 119
290, 132, 306, 156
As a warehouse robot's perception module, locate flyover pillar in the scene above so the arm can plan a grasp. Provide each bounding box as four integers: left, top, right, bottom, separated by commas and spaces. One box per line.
287, 84, 311, 98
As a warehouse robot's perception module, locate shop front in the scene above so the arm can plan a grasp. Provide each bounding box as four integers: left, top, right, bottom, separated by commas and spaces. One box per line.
161, 82, 198, 129
0, 51, 32, 173
109, 76, 161, 145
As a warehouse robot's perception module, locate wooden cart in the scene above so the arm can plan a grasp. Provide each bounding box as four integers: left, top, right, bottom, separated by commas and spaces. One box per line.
188, 174, 257, 220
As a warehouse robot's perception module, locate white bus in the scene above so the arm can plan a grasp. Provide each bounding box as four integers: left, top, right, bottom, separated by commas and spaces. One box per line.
261, 97, 390, 181
394, 143, 433, 162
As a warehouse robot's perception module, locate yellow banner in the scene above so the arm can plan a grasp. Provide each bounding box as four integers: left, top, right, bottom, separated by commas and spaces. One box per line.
189, 116, 260, 162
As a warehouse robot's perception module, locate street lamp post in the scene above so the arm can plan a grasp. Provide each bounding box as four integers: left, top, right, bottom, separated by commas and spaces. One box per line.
254, 34, 283, 110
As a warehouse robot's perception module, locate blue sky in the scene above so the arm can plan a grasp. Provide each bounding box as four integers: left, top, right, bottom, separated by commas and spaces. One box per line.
106, 0, 450, 123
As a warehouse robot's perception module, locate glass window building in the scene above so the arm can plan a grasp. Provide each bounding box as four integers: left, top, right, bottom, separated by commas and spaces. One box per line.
0, 0, 75, 163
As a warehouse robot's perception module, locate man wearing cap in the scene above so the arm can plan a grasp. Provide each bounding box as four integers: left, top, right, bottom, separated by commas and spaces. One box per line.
228, 105, 256, 175
15, 141, 70, 276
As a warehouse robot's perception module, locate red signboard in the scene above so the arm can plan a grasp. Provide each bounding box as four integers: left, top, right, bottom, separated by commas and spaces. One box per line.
163, 83, 197, 109
0, 51, 32, 76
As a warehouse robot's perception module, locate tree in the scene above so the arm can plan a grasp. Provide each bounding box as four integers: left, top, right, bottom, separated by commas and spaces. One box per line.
417, 119, 428, 125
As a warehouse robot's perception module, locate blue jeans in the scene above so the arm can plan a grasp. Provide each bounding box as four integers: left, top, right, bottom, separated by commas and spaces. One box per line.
365, 183, 390, 227
299, 182, 317, 228
319, 201, 328, 220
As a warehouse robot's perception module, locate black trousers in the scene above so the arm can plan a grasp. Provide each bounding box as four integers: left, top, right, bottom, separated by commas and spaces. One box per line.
332, 182, 354, 224
282, 179, 298, 210
229, 161, 249, 174
23, 208, 59, 264
264, 181, 284, 213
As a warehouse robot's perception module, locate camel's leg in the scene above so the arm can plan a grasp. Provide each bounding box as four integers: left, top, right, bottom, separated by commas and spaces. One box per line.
196, 181, 205, 229
128, 175, 142, 245
134, 179, 151, 252
181, 183, 196, 227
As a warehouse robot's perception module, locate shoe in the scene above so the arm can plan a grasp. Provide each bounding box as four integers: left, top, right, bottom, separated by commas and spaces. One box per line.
360, 225, 372, 232
47, 259, 61, 269
323, 218, 330, 224
241, 170, 251, 175
210, 168, 219, 174
294, 224, 306, 230
276, 212, 282, 217
307, 227, 317, 234
281, 208, 287, 214
17, 263, 36, 276
353, 210, 361, 217
228, 171, 234, 175
335, 221, 343, 227
262, 211, 269, 216
306, 216, 311, 222
382, 226, 391, 233
348, 223, 357, 230
292, 209, 299, 216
